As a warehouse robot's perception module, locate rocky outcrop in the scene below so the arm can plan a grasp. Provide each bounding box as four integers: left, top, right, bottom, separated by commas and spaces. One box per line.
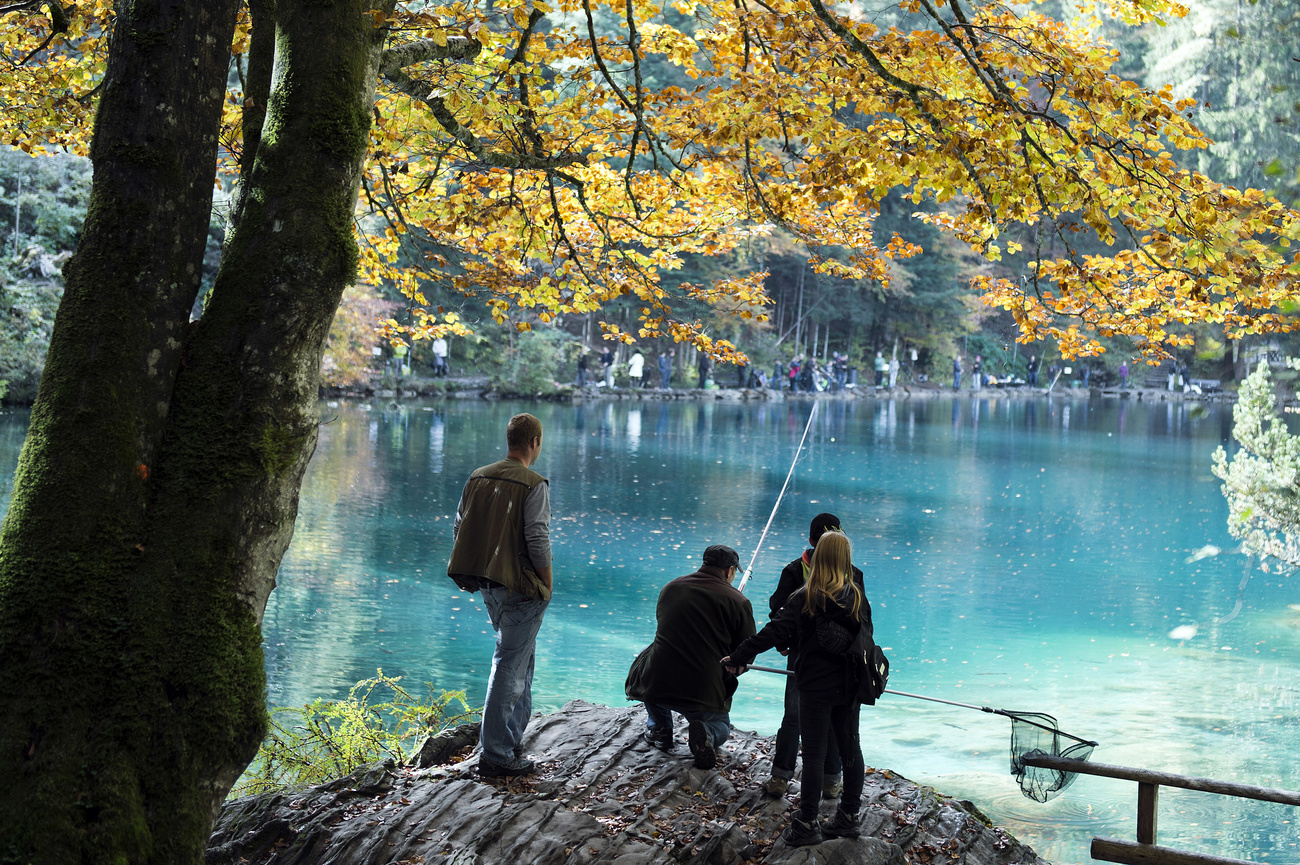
208, 701, 1048, 865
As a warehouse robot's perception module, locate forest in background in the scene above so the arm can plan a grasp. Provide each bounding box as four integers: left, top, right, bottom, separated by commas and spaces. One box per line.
2, 0, 1298, 399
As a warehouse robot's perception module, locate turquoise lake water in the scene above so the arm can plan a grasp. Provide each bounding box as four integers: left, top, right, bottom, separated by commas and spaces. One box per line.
2, 395, 1296, 862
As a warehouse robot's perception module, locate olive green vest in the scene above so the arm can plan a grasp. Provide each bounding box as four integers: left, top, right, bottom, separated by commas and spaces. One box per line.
447, 458, 550, 600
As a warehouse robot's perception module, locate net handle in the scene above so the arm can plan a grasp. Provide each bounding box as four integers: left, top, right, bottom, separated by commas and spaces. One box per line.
1004, 714, 1099, 748
741, 666, 1098, 747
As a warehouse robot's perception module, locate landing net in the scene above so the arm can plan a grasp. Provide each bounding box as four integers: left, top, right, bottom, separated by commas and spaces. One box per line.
1006, 710, 1098, 802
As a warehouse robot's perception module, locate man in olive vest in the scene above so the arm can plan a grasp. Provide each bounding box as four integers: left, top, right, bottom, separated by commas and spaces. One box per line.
448, 413, 553, 777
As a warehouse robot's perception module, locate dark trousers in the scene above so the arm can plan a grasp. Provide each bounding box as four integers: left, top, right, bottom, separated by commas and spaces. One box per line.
797, 694, 863, 821
773, 666, 842, 783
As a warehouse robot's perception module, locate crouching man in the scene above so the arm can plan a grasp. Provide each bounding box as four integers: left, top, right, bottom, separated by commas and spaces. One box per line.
625, 545, 756, 768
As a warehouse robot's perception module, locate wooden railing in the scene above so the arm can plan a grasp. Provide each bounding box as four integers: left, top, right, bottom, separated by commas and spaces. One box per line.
1019, 754, 1300, 865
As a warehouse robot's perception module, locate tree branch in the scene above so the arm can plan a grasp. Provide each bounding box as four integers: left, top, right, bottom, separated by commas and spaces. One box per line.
383, 67, 586, 170
4, 0, 69, 66
379, 36, 483, 75
240, 0, 275, 181
380, 33, 585, 171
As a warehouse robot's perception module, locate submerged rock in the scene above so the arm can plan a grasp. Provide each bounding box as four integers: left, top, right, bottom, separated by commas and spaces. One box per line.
208, 701, 1047, 865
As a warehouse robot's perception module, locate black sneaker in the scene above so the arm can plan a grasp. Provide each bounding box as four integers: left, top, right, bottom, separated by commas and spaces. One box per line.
821, 807, 861, 839
643, 726, 675, 752
687, 719, 715, 769
477, 756, 536, 777
782, 816, 824, 847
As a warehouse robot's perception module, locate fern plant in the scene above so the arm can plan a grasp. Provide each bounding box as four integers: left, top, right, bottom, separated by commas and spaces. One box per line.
230, 671, 478, 798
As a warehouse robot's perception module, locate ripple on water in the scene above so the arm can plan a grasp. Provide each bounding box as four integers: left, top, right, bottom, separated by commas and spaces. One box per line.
994, 793, 1126, 828
891, 737, 936, 747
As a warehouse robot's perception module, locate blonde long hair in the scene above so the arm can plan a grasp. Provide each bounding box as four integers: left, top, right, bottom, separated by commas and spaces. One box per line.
803, 531, 862, 618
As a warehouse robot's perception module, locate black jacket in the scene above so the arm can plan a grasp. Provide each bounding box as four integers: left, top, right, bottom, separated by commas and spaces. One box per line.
769, 553, 864, 620
626, 567, 756, 713
732, 584, 871, 698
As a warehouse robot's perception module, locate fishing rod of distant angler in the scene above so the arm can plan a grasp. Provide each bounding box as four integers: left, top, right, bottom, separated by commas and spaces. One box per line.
736, 400, 820, 594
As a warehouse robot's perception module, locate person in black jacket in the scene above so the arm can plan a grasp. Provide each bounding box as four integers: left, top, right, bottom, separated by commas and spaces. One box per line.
760, 513, 864, 799
725, 531, 869, 847
625, 545, 756, 769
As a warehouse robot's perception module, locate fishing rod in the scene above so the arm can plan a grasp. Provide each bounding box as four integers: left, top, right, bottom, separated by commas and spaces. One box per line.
737, 400, 820, 594
742, 663, 1098, 746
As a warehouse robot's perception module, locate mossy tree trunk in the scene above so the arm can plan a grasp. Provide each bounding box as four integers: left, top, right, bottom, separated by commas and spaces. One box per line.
0, 1, 396, 862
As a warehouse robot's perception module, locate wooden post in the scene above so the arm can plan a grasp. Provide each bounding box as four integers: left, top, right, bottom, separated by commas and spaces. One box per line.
1137, 782, 1158, 845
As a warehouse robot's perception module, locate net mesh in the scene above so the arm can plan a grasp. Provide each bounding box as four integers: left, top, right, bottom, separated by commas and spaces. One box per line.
1007, 711, 1097, 802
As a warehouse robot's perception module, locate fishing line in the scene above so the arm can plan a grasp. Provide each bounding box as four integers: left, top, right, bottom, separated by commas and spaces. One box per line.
737, 401, 820, 594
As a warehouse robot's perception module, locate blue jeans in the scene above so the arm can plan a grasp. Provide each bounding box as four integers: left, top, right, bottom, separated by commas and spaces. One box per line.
480, 586, 549, 765
643, 703, 731, 749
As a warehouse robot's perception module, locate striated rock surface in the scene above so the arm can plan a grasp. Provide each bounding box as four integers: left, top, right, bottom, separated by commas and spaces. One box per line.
208, 701, 1049, 865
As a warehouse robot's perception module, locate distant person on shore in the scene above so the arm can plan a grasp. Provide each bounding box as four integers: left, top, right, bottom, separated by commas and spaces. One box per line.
757, 513, 865, 802
626, 545, 755, 769
1081, 365, 1091, 387
1119, 360, 1128, 389
602, 346, 616, 388
577, 350, 589, 387
628, 350, 645, 388
874, 351, 887, 387
658, 350, 673, 389
736, 360, 747, 388
972, 355, 982, 389
952, 355, 962, 391
1026, 355, 1039, 387
788, 357, 800, 391
1179, 360, 1190, 392
448, 413, 553, 778
834, 352, 849, 391
432, 336, 449, 378
724, 531, 871, 847
888, 353, 899, 388
773, 360, 786, 391
697, 352, 712, 389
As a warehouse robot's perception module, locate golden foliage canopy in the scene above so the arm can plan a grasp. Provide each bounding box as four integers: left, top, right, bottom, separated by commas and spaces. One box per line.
5, 0, 1298, 359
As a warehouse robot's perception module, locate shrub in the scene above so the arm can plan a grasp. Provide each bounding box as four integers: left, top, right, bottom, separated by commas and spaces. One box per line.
230, 672, 478, 797
491, 327, 571, 394
1211, 359, 1300, 574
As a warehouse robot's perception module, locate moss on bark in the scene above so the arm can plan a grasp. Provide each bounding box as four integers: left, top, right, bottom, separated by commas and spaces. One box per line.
0, 1, 397, 862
